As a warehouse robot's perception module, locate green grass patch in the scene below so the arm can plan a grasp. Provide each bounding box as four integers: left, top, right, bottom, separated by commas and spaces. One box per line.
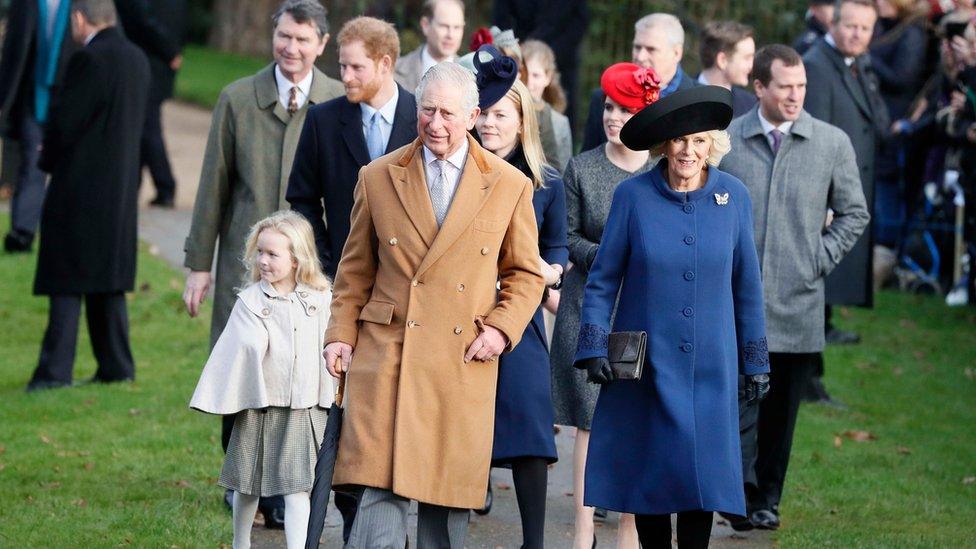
174, 44, 267, 109
0, 210, 973, 545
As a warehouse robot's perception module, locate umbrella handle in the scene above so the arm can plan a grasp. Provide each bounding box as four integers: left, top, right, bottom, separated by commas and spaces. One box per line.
336, 374, 346, 408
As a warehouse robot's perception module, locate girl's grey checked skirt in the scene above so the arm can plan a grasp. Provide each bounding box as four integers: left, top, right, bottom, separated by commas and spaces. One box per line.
219, 406, 328, 497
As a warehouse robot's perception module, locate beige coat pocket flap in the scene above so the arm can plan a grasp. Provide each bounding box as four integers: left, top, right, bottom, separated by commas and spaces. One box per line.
359, 300, 395, 325
472, 218, 506, 233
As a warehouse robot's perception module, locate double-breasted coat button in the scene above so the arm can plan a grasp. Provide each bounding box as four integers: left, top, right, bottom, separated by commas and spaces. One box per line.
299, 291, 308, 297
457, 283, 465, 292
454, 326, 463, 334
481, 247, 489, 255
411, 280, 419, 287
309, 306, 317, 313
389, 237, 398, 246
682, 307, 694, 317
261, 308, 270, 316
407, 320, 417, 328
684, 271, 695, 281
681, 343, 694, 353
683, 204, 695, 214
684, 235, 695, 245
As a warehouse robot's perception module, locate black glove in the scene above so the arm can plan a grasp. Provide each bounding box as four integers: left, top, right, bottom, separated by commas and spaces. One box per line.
574, 357, 615, 385
744, 373, 770, 404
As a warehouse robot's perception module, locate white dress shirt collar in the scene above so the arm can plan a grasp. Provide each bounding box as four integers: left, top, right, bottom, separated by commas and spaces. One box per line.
757, 110, 794, 137
420, 45, 452, 78
274, 65, 314, 111
422, 139, 469, 174
824, 34, 855, 66
360, 84, 400, 127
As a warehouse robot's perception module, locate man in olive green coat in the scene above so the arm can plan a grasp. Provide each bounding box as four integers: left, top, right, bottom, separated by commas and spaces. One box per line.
180, 0, 342, 528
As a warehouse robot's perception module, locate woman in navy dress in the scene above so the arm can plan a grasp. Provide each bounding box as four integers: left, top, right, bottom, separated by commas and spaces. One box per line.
574, 86, 771, 548
471, 46, 568, 548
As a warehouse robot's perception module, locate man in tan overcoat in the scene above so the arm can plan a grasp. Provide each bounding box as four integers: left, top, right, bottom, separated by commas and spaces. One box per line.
324, 61, 545, 547
180, 0, 342, 527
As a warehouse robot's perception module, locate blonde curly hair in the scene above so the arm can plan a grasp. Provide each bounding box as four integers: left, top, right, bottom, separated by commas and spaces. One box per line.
241, 210, 330, 291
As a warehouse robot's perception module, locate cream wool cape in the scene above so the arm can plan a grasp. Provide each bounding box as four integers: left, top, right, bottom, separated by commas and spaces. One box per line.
190, 280, 335, 415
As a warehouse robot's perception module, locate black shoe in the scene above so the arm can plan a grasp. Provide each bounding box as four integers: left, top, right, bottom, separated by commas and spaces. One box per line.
26, 379, 72, 392
149, 195, 175, 208
593, 507, 608, 522
803, 377, 847, 409
89, 375, 135, 385
4, 230, 33, 253
475, 482, 492, 515
825, 327, 861, 345
223, 489, 233, 511
260, 506, 285, 529
750, 509, 780, 530
719, 511, 754, 531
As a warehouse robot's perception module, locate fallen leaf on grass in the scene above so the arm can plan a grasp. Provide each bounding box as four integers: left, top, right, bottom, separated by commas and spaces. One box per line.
175, 480, 191, 488
839, 307, 852, 319
896, 446, 912, 455
912, 351, 926, 360
83, 399, 96, 406
963, 477, 976, 485
168, 278, 181, 290
841, 430, 877, 442
855, 361, 877, 371
899, 319, 916, 329
139, 282, 152, 293
834, 436, 843, 448
39, 434, 52, 444
72, 499, 87, 507
42, 481, 61, 490
0, 445, 5, 454
148, 244, 160, 256
0, 463, 6, 471
128, 408, 141, 416
892, 367, 904, 377
965, 368, 974, 380
83, 462, 94, 471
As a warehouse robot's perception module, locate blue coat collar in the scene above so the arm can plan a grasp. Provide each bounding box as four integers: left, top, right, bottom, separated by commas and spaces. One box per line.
648, 158, 721, 203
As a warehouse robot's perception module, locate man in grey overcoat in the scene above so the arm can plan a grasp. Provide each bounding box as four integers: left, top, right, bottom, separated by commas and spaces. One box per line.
720, 45, 869, 531
180, 0, 342, 526
393, 0, 464, 92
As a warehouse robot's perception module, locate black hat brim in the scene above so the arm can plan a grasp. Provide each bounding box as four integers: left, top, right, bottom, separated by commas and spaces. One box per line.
620, 85, 734, 151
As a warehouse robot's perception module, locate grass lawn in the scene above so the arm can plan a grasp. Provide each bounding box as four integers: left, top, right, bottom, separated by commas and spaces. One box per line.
0, 205, 974, 545
174, 44, 267, 108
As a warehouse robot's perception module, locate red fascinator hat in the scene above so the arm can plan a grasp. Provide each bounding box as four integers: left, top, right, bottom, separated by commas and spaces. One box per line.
600, 63, 662, 114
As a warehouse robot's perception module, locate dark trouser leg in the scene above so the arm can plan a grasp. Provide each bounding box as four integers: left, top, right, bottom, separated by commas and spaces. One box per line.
738, 375, 760, 489
335, 491, 358, 543
345, 487, 409, 548
31, 295, 82, 385
634, 513, 672, 549
675, 511, 713, 548
416, 500, 469, 548
10, 111, 46, 237
141, 96, 176, 199
85, 293, 135, 381
752, 353, 819, 512
511, 457, 548, 548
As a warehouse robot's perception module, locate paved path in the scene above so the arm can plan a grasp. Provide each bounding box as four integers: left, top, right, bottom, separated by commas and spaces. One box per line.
140, 100, 773, 548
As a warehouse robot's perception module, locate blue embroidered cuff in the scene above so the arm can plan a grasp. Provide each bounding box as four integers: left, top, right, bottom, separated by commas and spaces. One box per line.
575, 323, 609, 361
741, 336, 770, 375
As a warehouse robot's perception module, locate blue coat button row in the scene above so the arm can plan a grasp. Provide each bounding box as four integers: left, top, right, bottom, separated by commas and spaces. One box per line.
681, 343, 694, 353
684, 271, 695, 281
684, 235, 695, 245
682, 307, 694, 317
683, 204, 695, 214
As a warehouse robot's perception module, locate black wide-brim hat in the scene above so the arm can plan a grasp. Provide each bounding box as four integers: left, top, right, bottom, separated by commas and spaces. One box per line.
620, 85, 734, 151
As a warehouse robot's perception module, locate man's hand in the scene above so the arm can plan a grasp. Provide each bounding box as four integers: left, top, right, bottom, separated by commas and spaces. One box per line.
324, 342, 354, 378
170, 54, 183, 70
464, 325, 508, 363
183, 271, 211, 318
951, 35, 976, 68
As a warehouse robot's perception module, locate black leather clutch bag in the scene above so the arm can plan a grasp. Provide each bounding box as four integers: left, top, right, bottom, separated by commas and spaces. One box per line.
608, 331, 647, 380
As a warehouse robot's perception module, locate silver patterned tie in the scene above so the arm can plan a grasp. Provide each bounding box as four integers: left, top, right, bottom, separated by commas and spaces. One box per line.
429, 159, 451, 226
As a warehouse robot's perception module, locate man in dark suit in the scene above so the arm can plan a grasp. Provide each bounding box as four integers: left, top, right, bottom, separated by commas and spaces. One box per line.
115, 0, 187, 207
793, 0, 834, 55
27, 0, 149, 392
697, 20, 758, 118
288, 16, 418, 278
580, 12, 698, 151
803, 0, 888, 401
0, 0, 78, 252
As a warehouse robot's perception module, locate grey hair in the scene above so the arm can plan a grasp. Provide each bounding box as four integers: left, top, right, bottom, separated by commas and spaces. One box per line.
635, 13, 685, 47
272, 0, 330, 38
415, 62, 480, 115
649, 129, 732, 166
71, 0, 117, 26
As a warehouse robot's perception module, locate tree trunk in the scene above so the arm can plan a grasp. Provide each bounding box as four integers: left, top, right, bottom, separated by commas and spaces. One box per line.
208, 0, 279, 57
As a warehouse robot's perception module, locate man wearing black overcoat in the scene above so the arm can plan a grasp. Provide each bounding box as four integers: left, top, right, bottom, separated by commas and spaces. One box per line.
27, 0, 150, 392
115, 0, 187, 207
287, 17, 418, 278
802, 0, 888, 400
0, 0, 79, 252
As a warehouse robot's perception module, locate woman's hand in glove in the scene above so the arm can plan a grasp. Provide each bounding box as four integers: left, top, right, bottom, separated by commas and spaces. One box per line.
745, 373, 770, 403
574, 357, 615, 385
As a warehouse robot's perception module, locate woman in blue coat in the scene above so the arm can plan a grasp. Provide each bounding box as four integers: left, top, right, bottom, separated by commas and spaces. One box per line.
573, 86, 771, 548
471, 46, 568, 548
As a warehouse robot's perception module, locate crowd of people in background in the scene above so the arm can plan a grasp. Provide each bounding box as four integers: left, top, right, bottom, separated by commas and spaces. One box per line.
2, 0, 976, 547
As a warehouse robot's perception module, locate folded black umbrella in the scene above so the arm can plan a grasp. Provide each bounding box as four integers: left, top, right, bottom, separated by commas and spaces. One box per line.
306, 376, 345, 549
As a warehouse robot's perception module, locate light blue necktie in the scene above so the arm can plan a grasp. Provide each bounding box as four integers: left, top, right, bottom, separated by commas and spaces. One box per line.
366, 111, 385, 161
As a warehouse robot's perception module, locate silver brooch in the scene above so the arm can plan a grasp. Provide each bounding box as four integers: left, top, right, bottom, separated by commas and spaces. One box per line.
714, 193, 729, 205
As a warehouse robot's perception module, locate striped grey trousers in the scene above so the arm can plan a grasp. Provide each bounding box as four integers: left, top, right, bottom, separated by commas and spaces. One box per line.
344, 487, 469, 548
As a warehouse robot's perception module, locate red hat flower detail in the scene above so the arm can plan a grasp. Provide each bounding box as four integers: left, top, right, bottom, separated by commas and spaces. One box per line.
600, 63, 662, 114
469, 27, 494, 52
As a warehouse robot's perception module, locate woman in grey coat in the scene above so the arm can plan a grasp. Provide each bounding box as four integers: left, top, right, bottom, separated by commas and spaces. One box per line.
549, 63, 657, 549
